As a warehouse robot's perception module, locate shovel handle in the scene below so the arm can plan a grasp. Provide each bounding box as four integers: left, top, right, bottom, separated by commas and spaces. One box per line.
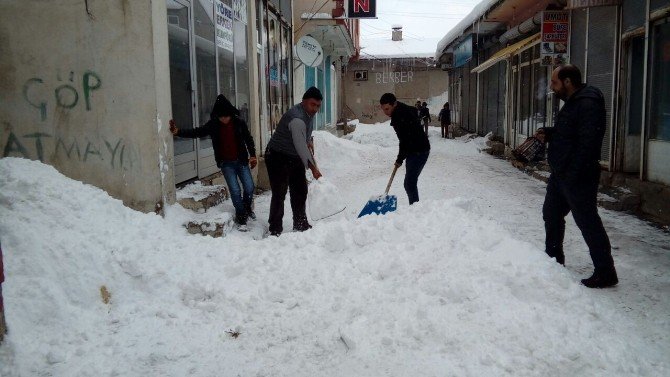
384, 165, 399, 195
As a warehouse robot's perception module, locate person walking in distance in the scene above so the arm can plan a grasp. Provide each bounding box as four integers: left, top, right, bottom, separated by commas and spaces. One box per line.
420, 102, 431, 135
170, 95, 257, 230
379, 93, 430, 205
535, 64, 618, 288
438, 102, 452, 139
265, 87, 323, 236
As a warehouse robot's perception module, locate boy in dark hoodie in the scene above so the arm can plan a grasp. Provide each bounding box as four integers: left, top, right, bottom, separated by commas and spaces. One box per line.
170, 95, 257, 230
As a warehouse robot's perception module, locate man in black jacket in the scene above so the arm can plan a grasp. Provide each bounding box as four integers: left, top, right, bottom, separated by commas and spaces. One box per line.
170, 95, 257, 228
535, 65, 617, 288
380, 93, 430, 205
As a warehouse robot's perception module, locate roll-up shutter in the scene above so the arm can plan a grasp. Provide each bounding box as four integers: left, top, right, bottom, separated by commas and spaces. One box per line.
570, 8, 587, 71
586, 6, 618, 164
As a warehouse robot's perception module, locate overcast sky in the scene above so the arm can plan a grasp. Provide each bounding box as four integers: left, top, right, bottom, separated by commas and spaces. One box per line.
359, 0, 482, 53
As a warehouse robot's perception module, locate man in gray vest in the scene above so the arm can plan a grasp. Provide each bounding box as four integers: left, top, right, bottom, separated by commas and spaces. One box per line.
265, 87, 323, 236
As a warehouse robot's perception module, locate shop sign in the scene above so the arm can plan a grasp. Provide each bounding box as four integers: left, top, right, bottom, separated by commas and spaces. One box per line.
567, 0, 621, 9
454, 35, 473, 68
347, 0, 377, 18
541, 11, 570, 66
215, 1, 234, 52
233, 0, 247, 24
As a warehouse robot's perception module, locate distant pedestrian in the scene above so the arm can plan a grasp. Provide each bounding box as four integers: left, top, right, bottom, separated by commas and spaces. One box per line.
420, 102, 431, 135
415, 100, 422, 119
380, 93, 430, 205
438, 102, 452, 138
535, 64, 617, 288
265, 87, 323, 236
170, 95, 257, 230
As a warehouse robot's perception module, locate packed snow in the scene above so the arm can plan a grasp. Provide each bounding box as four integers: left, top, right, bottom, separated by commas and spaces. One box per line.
1, 122, 669, 376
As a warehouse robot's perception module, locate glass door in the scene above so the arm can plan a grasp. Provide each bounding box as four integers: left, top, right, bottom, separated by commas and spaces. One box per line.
167, 0, 198, 183
194, 0, 219, 178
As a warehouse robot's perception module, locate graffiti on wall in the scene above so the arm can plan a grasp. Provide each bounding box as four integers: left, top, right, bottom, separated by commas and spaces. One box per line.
2, 125, 141, 171
23, 70, 102, 121
2, 70, 141, 171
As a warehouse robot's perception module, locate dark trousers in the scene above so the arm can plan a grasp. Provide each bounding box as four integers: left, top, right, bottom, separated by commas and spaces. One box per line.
542, 169, 614, 271
266, 150, 308, 234
404, 151, 429, 205
441, 124, 448, 138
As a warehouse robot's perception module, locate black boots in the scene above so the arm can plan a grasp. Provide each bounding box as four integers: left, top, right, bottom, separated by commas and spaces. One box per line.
293, 215, 312, 232
581, 267, 618, 288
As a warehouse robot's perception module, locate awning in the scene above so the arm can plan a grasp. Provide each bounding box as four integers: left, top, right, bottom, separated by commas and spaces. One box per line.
471, 33, 540, 73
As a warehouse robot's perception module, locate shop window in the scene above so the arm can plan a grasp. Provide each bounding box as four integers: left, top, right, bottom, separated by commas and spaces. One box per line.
650, 20, 670, 141
234, 16, 250, 123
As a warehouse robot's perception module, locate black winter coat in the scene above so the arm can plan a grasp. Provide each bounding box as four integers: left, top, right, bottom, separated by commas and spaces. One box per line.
391, 102, 431, 165
438, 109, 451, 125
177, 117, 256, 165
542, 85, 606, 182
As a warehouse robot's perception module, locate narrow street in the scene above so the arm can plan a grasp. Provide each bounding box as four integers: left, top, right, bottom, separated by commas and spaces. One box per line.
1, 122, 668, 376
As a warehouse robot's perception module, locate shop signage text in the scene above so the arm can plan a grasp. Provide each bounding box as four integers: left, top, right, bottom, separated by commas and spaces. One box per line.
375, 70, 413, 84
216, 1, 234, 52
541, 11, 570, 66
347, 0, 377, 18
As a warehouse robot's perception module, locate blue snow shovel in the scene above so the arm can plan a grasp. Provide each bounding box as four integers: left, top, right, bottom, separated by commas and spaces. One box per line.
358, 165, 399, 218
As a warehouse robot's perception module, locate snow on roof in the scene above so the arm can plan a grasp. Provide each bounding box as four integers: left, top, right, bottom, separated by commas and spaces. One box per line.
360, 36, 440, 59
434, 0, 501, 59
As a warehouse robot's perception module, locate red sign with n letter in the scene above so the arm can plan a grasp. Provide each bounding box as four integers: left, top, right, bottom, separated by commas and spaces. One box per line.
347, 0, 377, 18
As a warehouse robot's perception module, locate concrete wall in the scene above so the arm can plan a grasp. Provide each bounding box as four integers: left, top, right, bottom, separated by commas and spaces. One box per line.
0, 0, 176, 213
344, 60, 449, 124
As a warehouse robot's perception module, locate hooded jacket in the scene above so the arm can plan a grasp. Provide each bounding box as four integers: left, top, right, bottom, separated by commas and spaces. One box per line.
391, 101, 430, 165
542, 85, 606, 181
176, 116, 256, 165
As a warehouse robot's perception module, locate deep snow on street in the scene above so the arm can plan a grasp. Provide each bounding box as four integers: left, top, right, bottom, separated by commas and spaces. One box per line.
0, 122, 668, 376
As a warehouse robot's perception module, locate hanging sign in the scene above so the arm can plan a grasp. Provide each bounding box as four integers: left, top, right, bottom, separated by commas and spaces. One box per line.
215, 1, 234, 52
454, 35, 473, 68
541, 11, 570, 66
347, 0, 377, 18
233, 0, 247, 24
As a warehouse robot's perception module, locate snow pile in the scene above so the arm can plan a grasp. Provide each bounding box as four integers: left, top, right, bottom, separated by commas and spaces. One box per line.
1, 128, 668, 376
342, 122, 399, 148
307, 178, 346, 221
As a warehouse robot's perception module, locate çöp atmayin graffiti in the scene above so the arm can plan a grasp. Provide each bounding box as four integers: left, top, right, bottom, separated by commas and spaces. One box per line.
2, 70, 141, 171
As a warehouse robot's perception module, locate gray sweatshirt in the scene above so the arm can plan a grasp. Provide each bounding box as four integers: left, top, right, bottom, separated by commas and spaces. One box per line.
266, 103, 316, 168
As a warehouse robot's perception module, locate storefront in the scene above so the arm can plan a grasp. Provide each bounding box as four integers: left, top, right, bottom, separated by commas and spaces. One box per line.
168, 0, 256, 183
168, 0, 291, 184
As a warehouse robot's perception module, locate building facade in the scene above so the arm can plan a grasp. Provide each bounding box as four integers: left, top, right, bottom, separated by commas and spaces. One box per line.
291, 0, 360, 131
436, 0, 670, 189
0, 0, 292, 212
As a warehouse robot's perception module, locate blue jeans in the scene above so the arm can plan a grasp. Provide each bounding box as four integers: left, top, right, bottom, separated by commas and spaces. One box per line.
219, 161, 255, 220
404, 151, 429, 205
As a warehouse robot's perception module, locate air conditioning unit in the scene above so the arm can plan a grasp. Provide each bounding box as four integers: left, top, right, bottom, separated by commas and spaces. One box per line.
354, 70, 368, 81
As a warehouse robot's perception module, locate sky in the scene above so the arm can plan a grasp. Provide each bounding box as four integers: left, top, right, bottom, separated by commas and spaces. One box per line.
1, 124, 669, 375
359, 0, 482, 57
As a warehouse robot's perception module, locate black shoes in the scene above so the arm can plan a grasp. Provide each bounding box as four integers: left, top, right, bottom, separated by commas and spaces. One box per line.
247, 210, 257, 220
293, 216, 312, 232
581, 268, 618, 288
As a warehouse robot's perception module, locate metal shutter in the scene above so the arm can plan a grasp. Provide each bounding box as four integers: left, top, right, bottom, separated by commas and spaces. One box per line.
571, 8, 587, 70
462, 66, 470, 130
586, 6, 617, 164
623, 0, 645, 32
651, 0, 669, 12
468, 60, 478, 132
